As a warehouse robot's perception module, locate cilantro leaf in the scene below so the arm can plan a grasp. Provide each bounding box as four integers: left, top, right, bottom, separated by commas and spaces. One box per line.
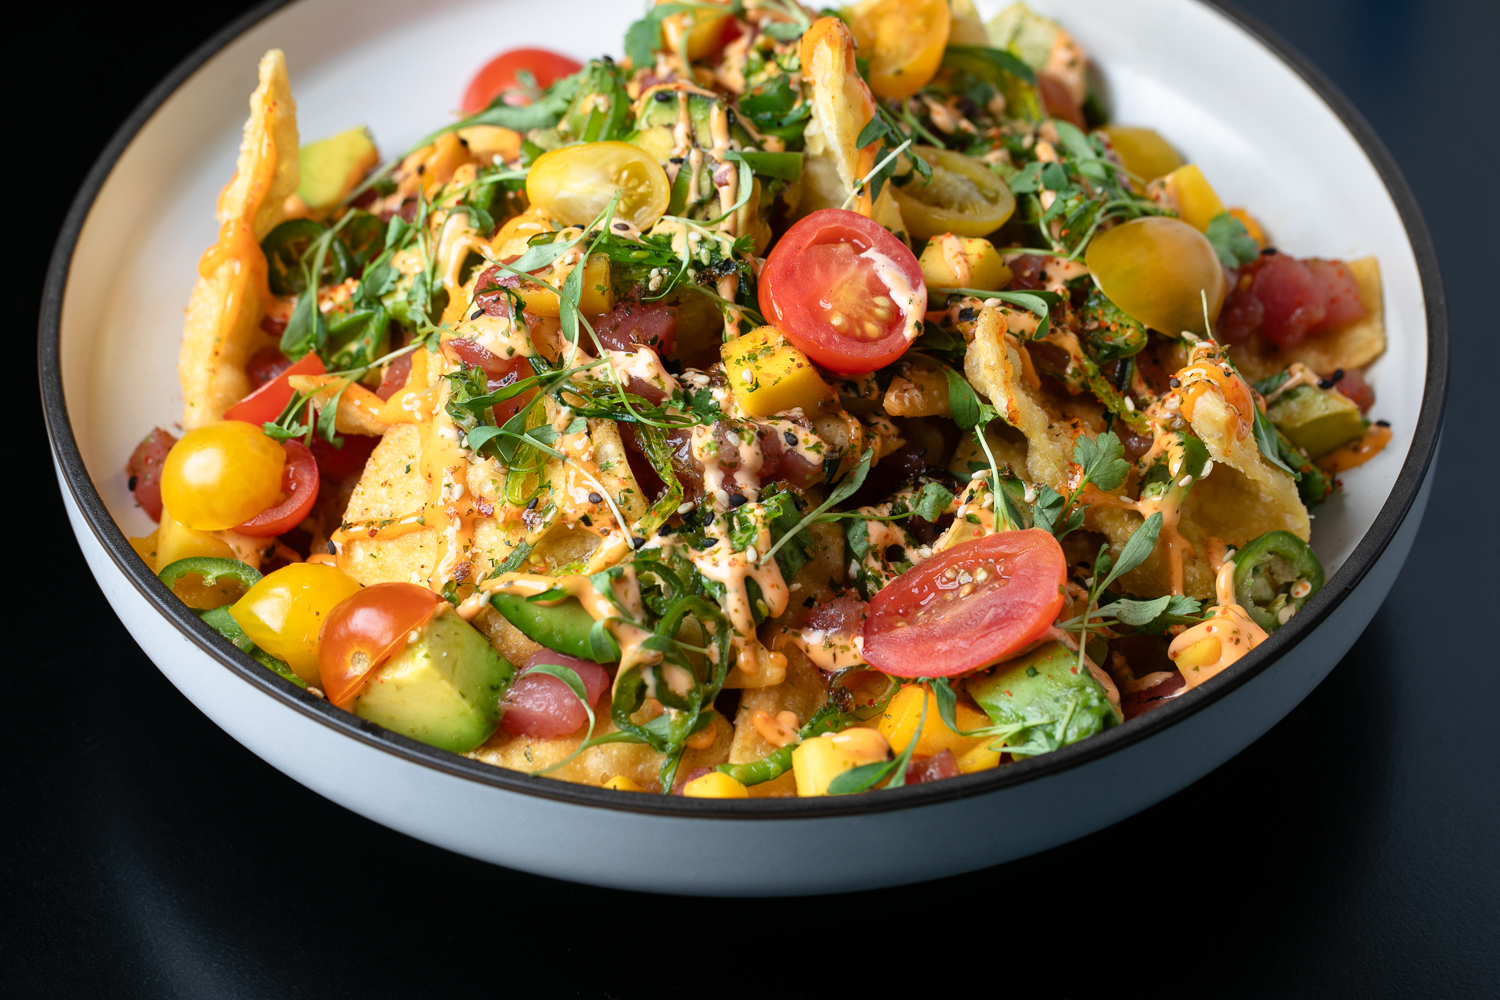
1074, 431, 1131, 493
943, 367, 982, 430
912, 481, 956, 522
1205, 212, 1260, 268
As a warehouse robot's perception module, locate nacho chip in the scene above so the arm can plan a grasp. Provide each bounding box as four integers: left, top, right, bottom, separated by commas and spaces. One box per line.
179, 50, 300, 429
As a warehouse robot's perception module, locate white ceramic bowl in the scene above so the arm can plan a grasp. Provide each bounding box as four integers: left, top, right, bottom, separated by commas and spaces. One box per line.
41, 0, 1446, 895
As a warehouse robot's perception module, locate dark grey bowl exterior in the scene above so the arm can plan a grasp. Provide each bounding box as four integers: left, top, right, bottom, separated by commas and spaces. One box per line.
40, 0, 1447, 895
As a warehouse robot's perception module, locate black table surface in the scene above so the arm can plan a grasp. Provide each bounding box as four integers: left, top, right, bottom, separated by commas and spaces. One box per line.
14, 1, 1499, 995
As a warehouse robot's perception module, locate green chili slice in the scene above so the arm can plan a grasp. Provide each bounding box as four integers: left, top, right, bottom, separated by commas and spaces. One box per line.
198, 607, 307, 689
715, 702, 849, 787
157, 557, 263, 592
1232, 531, 1325, 633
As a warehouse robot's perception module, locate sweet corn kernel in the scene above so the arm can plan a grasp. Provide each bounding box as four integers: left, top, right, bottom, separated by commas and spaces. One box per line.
877, 685, 991, 757
791, 729, 891, 797
721, 325, 832, 417
603, 775, 645, 792
1164, 164, 1226, 232
683, 771, 750, 799
917, 235, 1013, 291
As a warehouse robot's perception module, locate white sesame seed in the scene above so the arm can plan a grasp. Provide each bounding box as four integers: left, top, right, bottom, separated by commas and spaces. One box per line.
1199, 459, 1213, 479
1277, 605, 1297, 625
1123, 396, 1136, 412
677, 502, 695, 514
1178, 475, 1193, 488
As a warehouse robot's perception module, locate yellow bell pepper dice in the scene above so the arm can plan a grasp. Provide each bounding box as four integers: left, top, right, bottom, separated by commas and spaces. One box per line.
877, 684, 990, 757
603, 775, 645, 792
721, 326, 833, 418
956, 741, 1004, 774
1102, 126, 1183, 186
791, 728, 892, 797
682, 772, 750, 799
297, 127, 379, 211
917, 235, 1013, 292
1164, 164, 1226, 233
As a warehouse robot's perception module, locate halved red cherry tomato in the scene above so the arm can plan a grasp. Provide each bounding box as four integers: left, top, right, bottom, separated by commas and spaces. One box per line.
461, 48, 582, 115
224, 352, 326, 426
319, 583, 444, 709
862, 529, 1067, 677
758, 208, 927, 374
236, 440, 320, 537
125, 427, 177, 522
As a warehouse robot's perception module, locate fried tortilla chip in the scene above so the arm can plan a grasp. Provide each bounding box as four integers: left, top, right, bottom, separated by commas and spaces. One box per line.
179, 49, 300, 429
727, 644, 830, 798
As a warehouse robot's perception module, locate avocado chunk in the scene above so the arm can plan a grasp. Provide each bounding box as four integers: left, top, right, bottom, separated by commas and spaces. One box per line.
1266, 384, 1365, 460
966, 640, 1120, 757
353, 609, 514, 752
297, 127, 379, 211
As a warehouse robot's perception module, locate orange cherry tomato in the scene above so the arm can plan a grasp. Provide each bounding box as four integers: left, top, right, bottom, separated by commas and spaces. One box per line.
758, 208, 927, 374
461, 48, 582, 115
847, 0, 951, 100
236, 440, 320, 537
319, 583, 444, 709
862, 529, 1067, 677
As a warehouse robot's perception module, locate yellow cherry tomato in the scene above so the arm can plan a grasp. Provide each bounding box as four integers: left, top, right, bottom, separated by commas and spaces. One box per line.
848, 0, 951, 100
525, 141, 670, 231
230, 564, 363, 683
1085, 217, 1226, 338
890, 147, 1017, 242
160, 422, 284, 531
1101, 126, 1184, 189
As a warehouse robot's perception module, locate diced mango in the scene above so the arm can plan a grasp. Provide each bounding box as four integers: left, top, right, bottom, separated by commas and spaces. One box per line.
956, 740, 1004, 774
490, 208, 558, 258
791, 729, 891, 797
917, 235, 1012, 292
155, 509, 243, 609
603, 775, 645, 792
1172, 635, 1222, 671
129, 530, 159, 571
1163, 164, 1226, 233
721, 325, 833, 418
297, 127, 379, 211
1101, 126, 1183, 187
683, 772, 750, 799
514, 254, 613, 317
456, 125, 522, 166
877, 684, 990, 757
1229, 208, 1266, 248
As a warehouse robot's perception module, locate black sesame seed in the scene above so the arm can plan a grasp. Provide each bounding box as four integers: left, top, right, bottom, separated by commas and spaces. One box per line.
1261, 246, 1278, 255
470, 309, 483, 320
632, 536, 646, 550
658, 523, 674, 536
958, 306, 977, 322
654, 90, 672, 102
127, 476, 138, 491
1376, 419, 1391, 427
726, 108, 737, 126
670, 156, 686, 165
884, 545, 905, 562
1332, 368, 1345, 382
1318, 378, 1336, 390
729, 493, 749, 507
526, 497, 539, 510
702, 510, 716, 527
326, 541, 337, 555
587, 491, 604, 504
784, 430, 797, 446
803, 596, 815, 607
581, 514, 593, 527
1169, 376, 1182, 388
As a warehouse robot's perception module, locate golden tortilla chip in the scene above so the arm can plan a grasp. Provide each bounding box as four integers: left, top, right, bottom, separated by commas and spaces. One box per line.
179, 50, 300, 429
728, 644, 830, 798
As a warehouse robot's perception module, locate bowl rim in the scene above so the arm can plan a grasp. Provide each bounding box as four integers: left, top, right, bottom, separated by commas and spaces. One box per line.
38, 0, 1448, 820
